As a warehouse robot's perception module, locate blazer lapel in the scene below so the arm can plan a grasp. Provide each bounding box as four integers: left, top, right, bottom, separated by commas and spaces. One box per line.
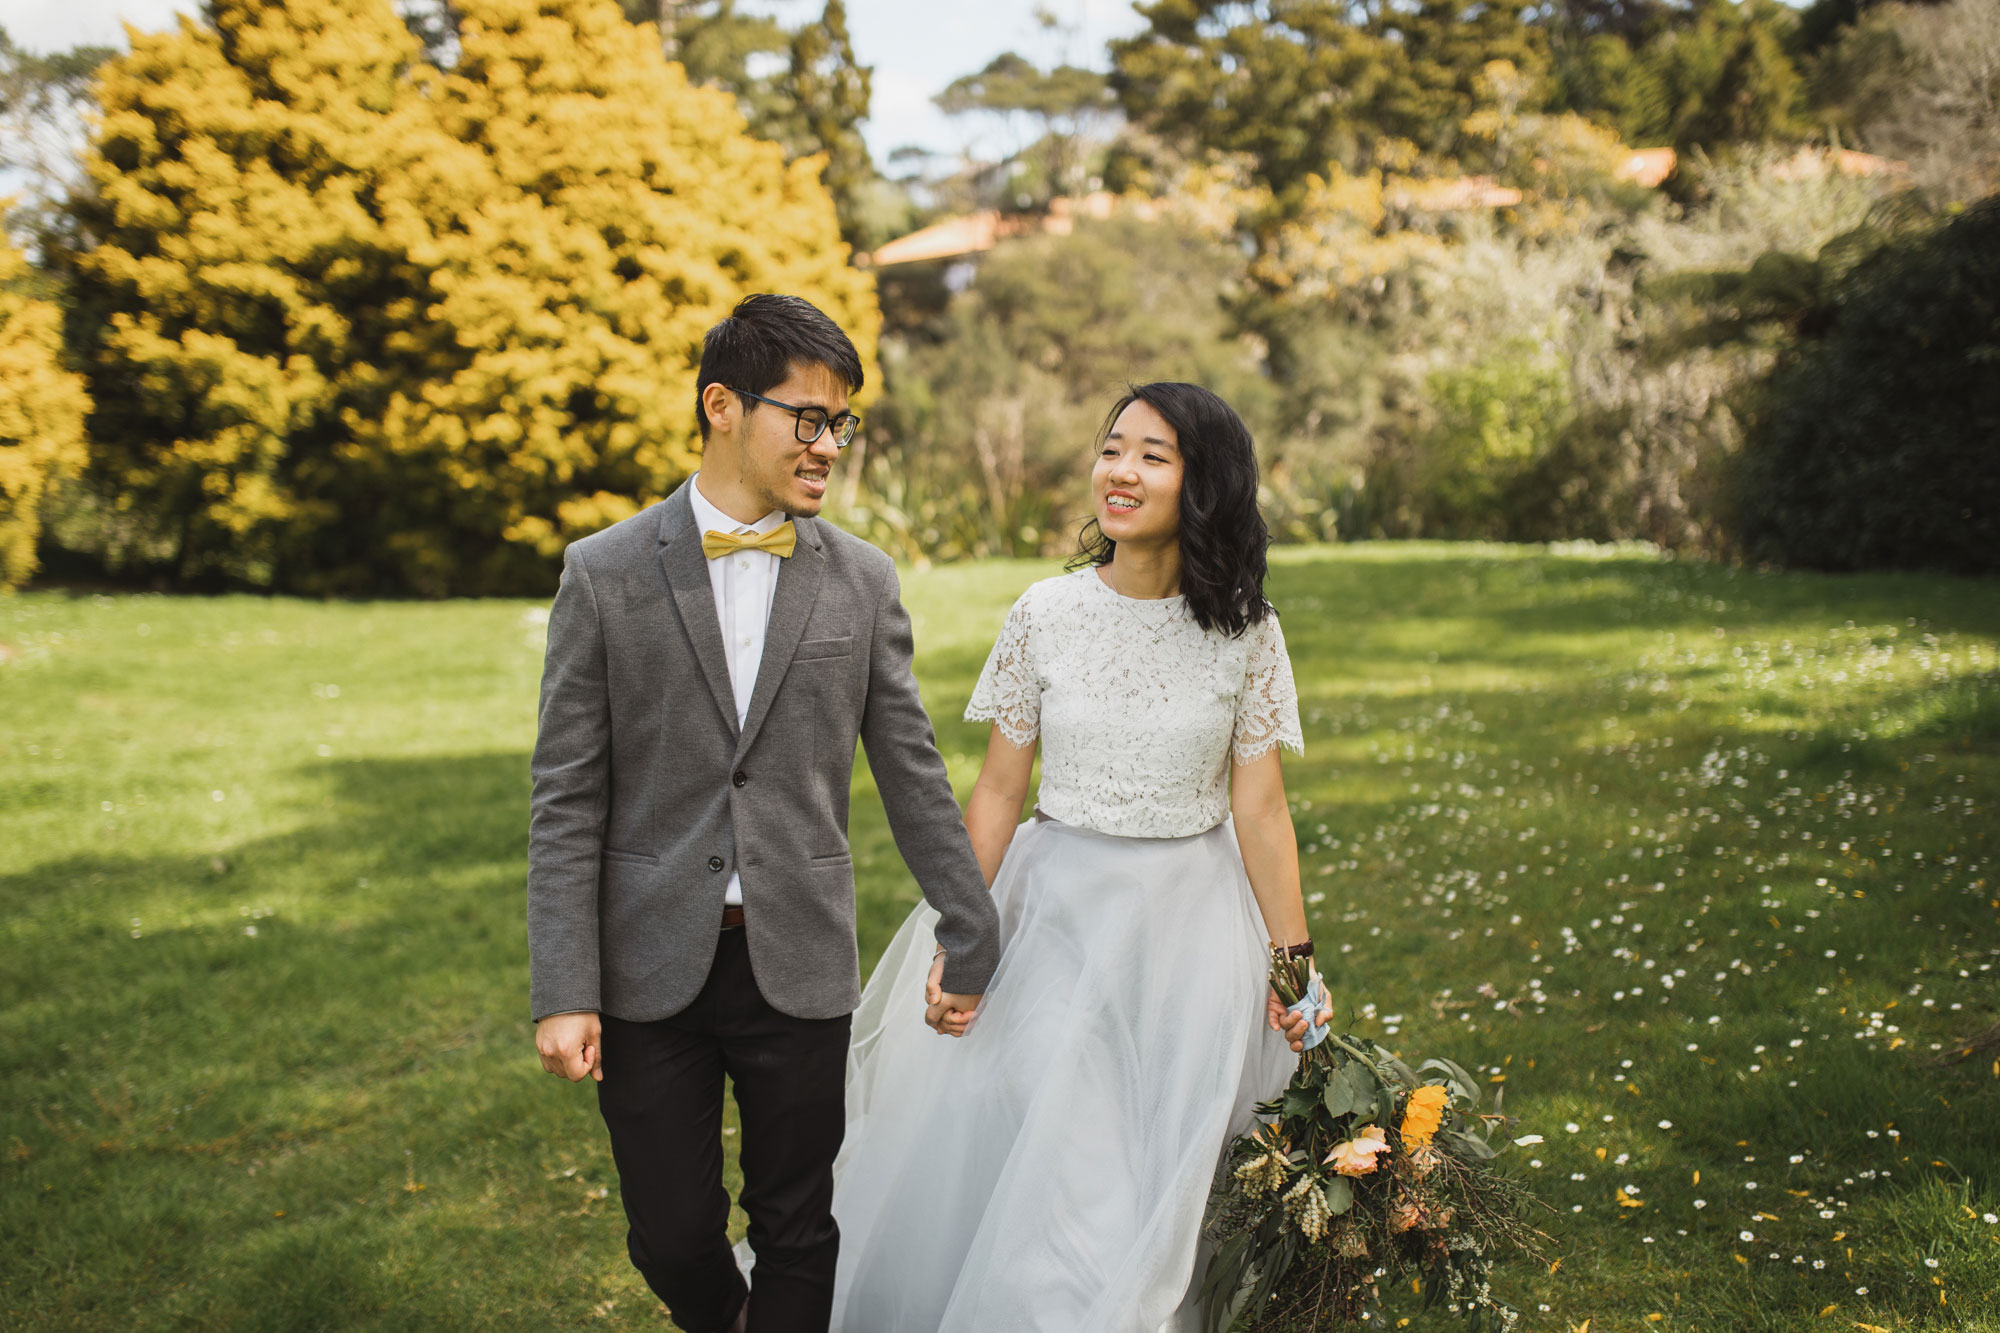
657, 485, 740, 738
737, 515, 826, 755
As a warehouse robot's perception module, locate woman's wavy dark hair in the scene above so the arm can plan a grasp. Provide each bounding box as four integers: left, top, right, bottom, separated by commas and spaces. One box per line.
1068, 381, 1271, 637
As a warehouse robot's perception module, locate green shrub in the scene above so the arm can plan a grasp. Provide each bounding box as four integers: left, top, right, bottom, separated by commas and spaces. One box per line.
845, 214, 1268, 560
1360, 342, 1573, 540
1734, 198, 2000, 574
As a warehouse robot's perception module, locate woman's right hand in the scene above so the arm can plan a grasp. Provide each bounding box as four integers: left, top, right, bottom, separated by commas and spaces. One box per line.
1267, 985, 1327, 1053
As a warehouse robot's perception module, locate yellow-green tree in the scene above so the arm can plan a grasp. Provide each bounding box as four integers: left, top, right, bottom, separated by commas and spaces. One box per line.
359, 0, 875, 594
0, 226, 89, 592
66, 0, 874, 593
65, 0, 422, 587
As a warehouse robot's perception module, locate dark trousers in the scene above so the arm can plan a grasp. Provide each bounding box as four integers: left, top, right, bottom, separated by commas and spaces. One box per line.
597, 927, 851, 1333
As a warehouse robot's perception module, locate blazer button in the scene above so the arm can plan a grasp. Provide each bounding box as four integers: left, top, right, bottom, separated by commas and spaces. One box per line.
732, 771, 748, 788
708, 856, 725, 872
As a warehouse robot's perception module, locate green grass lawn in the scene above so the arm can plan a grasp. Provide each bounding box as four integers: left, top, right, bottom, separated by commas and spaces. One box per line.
3, 544, 1997, 1331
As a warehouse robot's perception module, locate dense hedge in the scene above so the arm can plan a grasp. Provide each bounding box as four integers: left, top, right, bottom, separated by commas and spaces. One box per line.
0, 234, 88, 592
62, 0, 873, 595
1735, 198, 2000, 575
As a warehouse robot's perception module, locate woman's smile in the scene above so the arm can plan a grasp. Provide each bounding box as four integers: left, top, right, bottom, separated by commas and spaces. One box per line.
1092, 399, 1183, 544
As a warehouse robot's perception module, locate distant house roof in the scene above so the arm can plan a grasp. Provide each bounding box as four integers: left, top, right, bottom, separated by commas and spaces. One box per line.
1611, 146, 1910, 187
1383, 175, 1524, 210
1615, 147, 1677, 187
860, 192, 1146, 267
861, 183, 1527, 268
1768, 147, 1910, 181
861, 149, 1909, 267
864, 212, 1006, 267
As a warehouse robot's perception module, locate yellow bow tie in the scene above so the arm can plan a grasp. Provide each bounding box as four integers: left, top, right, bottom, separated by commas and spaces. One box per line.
701, 521, 796, 561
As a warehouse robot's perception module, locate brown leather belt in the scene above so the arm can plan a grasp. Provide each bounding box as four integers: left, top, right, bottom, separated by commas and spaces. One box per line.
720, 905, 745, 930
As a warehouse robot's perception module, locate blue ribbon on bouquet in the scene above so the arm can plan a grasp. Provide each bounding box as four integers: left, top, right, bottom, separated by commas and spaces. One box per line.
1286, 971, 1330, 1050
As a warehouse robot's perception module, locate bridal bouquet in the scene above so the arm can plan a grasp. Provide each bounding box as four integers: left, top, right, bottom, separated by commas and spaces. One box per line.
1198, 948, 1548, 1332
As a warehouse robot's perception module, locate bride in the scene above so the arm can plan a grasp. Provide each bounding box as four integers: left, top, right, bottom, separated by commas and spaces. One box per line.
829, 382, 1326, 1332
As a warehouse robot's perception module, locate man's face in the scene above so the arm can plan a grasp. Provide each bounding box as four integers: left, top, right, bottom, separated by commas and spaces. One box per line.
728, 362, 851, 518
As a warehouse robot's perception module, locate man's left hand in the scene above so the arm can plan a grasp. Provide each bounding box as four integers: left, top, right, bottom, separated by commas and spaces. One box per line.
926, 949, 979, 1037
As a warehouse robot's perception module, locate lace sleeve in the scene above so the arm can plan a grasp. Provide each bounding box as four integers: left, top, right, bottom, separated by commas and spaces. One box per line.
1231, 611, 1304, 764
965, 594, 1040, 747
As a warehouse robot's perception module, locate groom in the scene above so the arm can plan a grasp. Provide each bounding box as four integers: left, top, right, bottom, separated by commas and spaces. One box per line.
528, 294, 1001, 1333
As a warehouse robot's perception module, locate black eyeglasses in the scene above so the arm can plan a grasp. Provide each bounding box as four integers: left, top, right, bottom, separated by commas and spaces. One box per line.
729, 387, 861, 449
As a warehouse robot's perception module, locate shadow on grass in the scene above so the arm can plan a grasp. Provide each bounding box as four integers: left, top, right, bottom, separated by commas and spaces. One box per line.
1273, 552, 2000, 649
0, 750, 647, 1328
1, 749, 534, 1097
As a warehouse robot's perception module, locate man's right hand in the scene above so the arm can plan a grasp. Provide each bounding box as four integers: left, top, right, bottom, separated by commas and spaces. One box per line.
536, 1011, 603, 1082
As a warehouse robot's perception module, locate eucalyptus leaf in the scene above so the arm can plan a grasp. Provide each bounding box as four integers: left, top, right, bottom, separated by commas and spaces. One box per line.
1244, 1229, 1300, 1319
1344, 1061, 1380, 1109
1324, 1173, 1354, 1216
1199, 1231, 1250, 1297
1448, 1128, 1498, 1160
1322, 1076, 1355, 1119
1199, 1232, 1254, 1333
1420, 1056, 1477, 1091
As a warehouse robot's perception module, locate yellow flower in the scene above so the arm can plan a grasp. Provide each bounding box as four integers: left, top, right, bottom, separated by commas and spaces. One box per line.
1400, 1085, 1450, 1150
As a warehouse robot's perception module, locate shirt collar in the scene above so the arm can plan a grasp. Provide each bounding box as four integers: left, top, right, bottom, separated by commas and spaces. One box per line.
689, 473, 786, 537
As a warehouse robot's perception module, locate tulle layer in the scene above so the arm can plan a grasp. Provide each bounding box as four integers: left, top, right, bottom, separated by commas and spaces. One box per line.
827, 817, 1297, 1333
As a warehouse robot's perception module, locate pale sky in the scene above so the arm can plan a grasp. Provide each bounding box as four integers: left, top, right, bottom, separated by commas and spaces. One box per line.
0, 0, 1149, 162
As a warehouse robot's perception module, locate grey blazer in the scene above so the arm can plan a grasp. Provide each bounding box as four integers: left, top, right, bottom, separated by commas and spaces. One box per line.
527, 482, 1001, 1022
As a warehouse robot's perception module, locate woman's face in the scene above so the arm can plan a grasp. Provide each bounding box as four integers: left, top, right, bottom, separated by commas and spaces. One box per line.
1092, 399, 1184, 548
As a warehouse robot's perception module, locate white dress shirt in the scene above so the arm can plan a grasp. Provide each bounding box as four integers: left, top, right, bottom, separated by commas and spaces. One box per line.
688, 475, 787, 907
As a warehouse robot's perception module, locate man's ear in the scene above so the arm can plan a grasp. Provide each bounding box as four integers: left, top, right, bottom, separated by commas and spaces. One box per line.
701, 383, 736, 437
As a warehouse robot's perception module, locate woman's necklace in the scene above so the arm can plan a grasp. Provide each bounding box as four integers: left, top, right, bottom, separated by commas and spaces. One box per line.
1096, 562, 1187, 633
1099, 557, 1181, 603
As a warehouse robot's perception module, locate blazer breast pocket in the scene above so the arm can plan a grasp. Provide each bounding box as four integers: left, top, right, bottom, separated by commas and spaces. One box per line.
794, 636, 853, 661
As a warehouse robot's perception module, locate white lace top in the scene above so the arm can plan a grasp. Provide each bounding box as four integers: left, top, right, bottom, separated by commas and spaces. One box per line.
965, 567, 1304, 839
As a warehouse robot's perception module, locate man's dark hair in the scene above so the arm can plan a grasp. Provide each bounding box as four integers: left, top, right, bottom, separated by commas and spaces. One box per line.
694, 293, 865, 440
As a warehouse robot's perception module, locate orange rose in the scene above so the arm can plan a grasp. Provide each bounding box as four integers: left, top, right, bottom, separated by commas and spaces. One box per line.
1324, 1124, 1391, 1176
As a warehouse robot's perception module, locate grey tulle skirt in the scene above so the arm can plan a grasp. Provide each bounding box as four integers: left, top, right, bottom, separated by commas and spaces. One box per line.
826, 816, 1297, 1332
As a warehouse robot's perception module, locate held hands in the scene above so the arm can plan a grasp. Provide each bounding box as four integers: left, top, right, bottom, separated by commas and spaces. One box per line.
926, 948, 980, 1038
536, 1011, 603, 1082
1267, 985, 1330, 1054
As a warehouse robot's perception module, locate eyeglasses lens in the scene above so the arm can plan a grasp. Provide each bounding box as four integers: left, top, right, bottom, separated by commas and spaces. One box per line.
794, 409, 858, 448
